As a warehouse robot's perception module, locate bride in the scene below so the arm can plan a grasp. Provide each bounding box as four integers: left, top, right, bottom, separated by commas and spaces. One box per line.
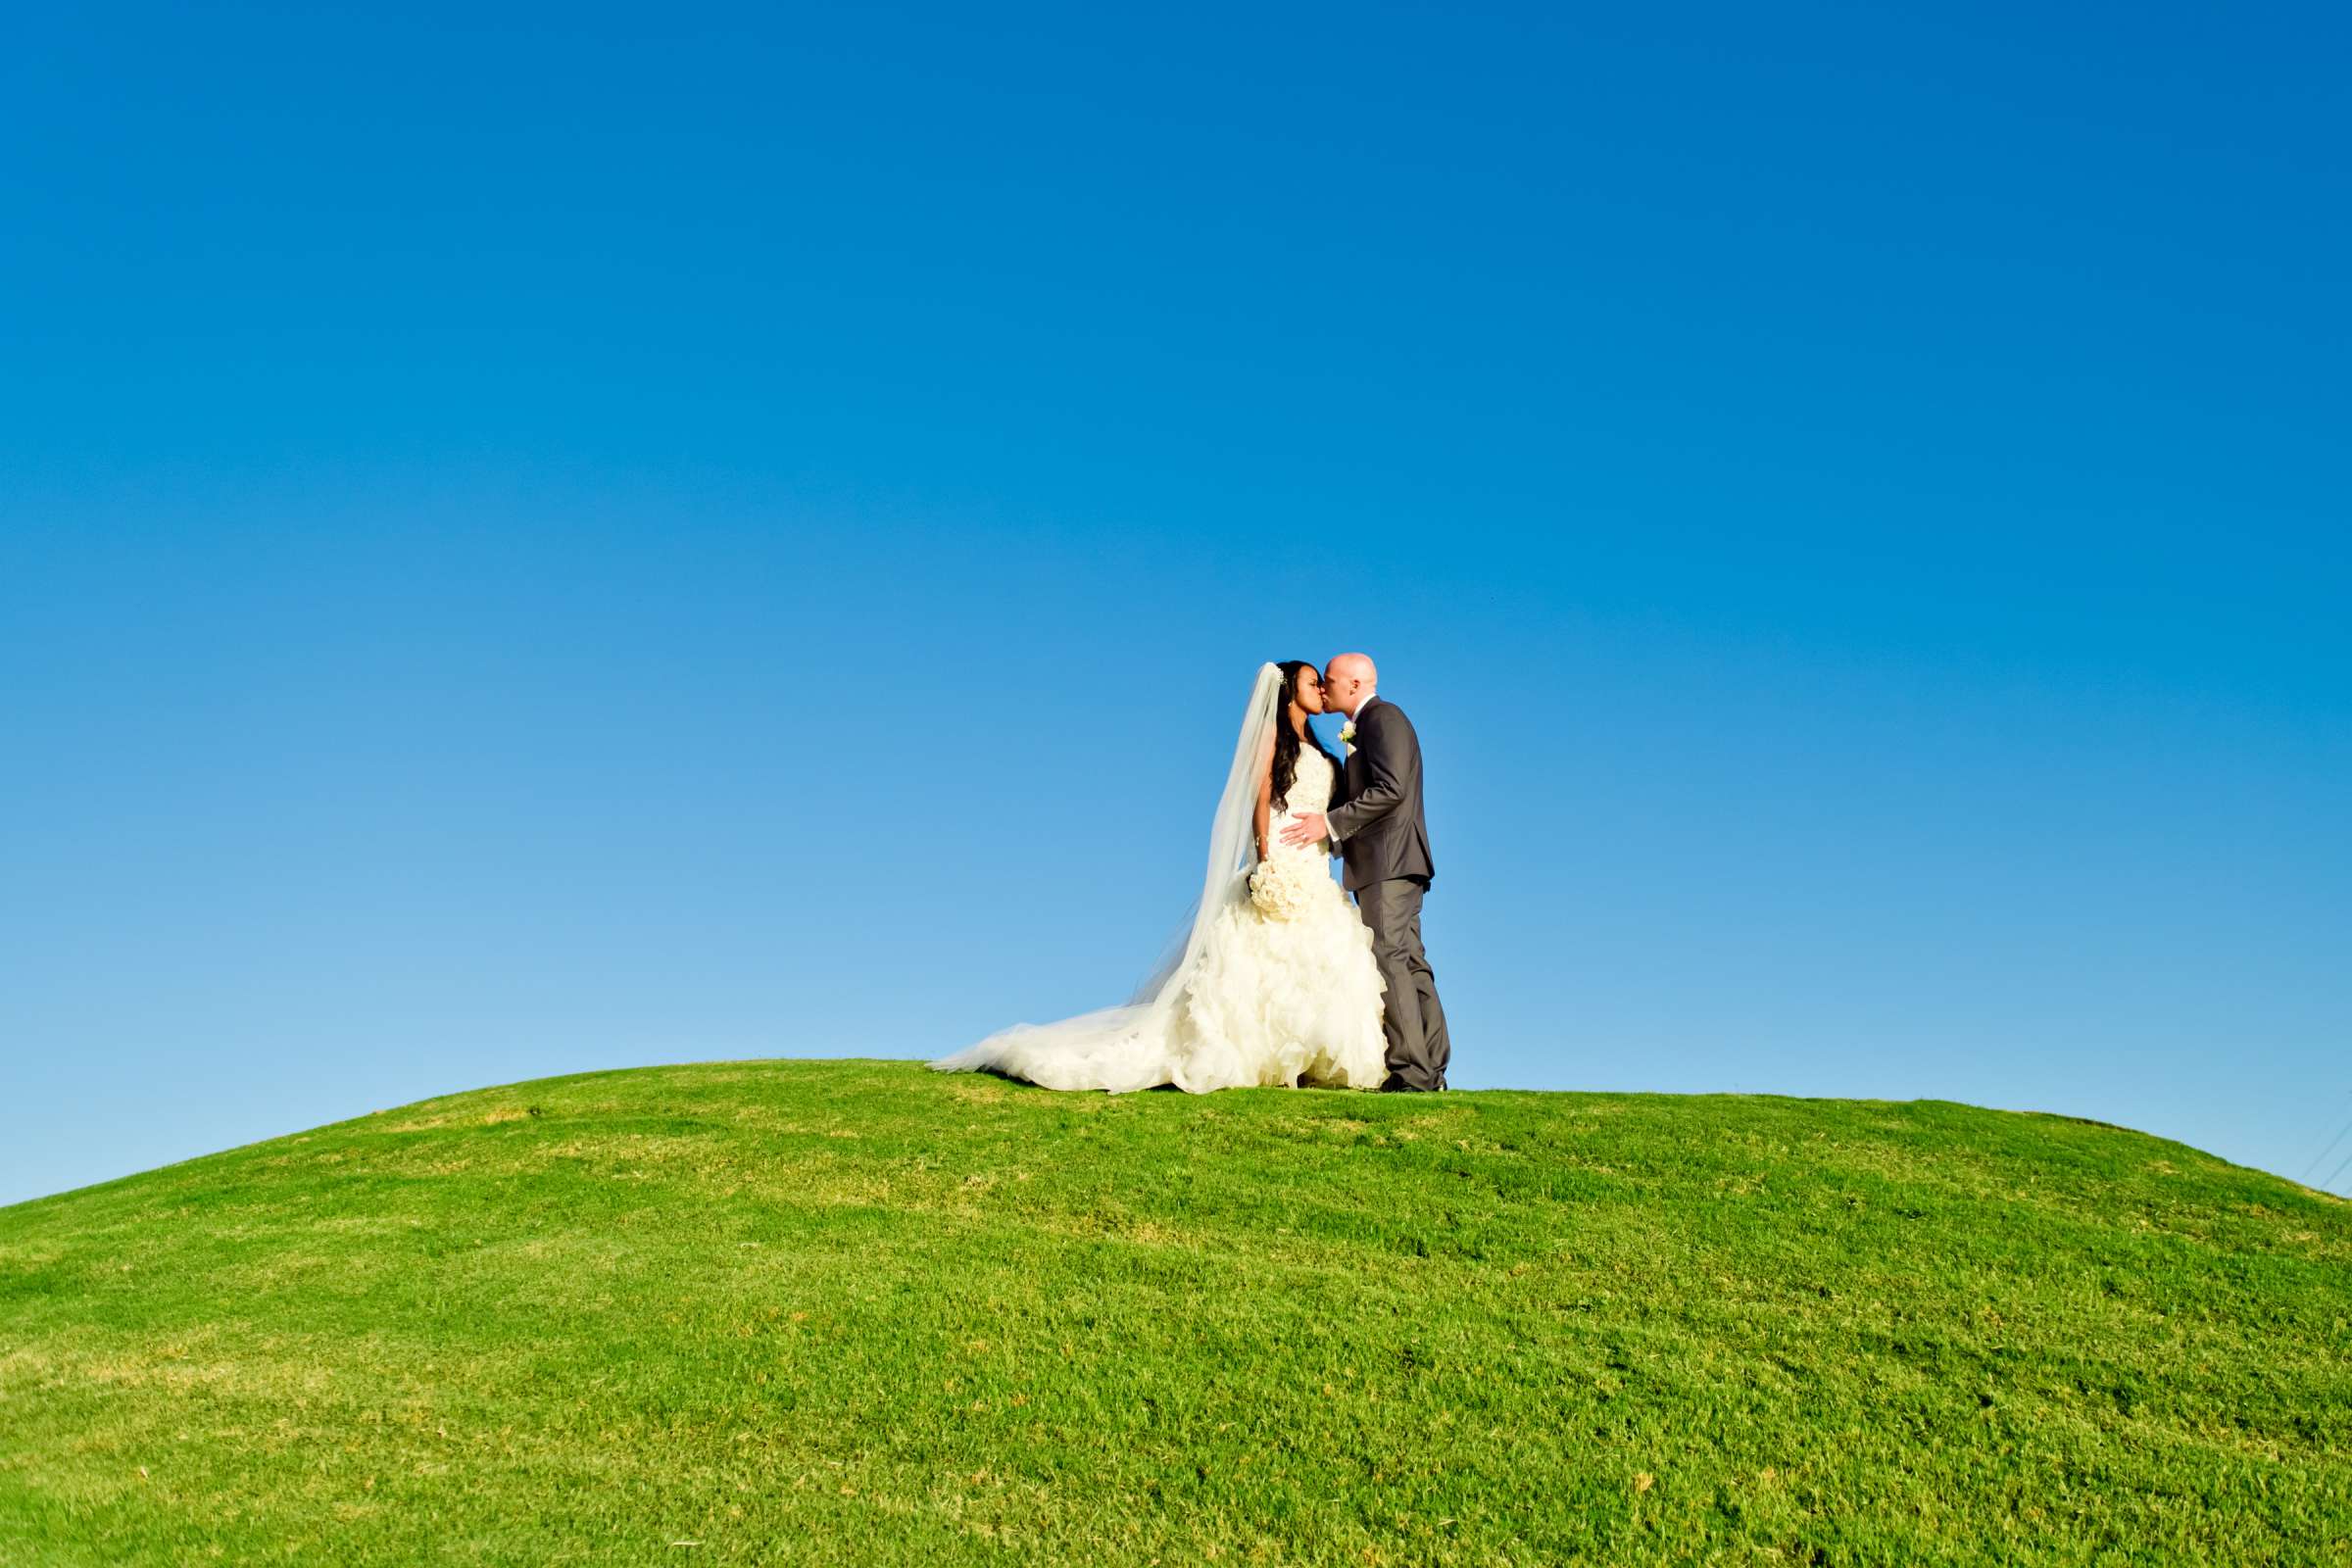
931, 661, 1388, 1093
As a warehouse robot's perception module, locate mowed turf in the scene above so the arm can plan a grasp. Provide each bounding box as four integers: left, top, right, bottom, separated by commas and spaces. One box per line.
2, 1059, 2347, 1565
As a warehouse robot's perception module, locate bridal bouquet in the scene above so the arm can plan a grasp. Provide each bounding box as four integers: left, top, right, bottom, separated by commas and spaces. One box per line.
1249, 853, 1321, 921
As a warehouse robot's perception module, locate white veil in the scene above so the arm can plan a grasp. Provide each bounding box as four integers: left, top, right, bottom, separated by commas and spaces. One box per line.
930, 662, 1285, 1092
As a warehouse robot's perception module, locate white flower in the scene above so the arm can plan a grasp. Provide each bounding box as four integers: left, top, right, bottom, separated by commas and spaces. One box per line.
1249, 854, 1322, 921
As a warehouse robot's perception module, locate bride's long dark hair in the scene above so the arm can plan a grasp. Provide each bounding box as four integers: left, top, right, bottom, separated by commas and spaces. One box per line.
1272, 660, 1348, 812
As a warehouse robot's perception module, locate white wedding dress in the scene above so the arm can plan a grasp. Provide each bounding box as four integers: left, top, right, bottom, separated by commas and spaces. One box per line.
931, 666, 1389, 1093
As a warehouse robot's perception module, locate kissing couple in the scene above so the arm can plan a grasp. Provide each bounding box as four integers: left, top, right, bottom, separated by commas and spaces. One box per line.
933, 654, 1450, 1095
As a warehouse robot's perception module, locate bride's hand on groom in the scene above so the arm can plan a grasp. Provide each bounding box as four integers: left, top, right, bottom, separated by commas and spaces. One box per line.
1278, 811, 1328, 848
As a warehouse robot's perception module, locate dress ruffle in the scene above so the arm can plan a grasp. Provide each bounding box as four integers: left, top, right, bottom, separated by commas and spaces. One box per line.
934, 745, 1386, 1092
1168, 844, 1389, 1090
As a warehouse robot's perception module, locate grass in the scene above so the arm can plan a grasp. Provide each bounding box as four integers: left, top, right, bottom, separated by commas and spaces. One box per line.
2, 1058, 2347, 1565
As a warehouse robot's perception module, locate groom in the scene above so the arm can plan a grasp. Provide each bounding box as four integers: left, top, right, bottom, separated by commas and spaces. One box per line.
1280, 653, 1451, 1092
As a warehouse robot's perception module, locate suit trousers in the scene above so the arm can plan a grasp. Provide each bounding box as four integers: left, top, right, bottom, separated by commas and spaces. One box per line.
1352, 876, 1450, 1091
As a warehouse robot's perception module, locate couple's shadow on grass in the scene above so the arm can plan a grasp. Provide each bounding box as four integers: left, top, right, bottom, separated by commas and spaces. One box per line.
957, 1064, 1386, 1095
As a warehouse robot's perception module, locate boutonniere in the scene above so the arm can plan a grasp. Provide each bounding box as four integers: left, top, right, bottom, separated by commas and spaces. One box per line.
1338, 722, 1356, 746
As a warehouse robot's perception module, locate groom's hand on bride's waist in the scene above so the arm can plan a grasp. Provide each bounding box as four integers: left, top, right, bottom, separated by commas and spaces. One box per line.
1278, 811, 1328, 848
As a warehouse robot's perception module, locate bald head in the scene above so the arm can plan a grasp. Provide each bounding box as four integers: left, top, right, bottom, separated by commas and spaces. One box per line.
1324, 652, 1377, 717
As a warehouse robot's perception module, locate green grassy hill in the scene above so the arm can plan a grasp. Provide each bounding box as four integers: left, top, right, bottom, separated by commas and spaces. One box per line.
3, 1060, 2346, 1565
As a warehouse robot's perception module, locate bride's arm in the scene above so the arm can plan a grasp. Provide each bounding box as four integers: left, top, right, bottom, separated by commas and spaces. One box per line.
1251, 730, 1275, 860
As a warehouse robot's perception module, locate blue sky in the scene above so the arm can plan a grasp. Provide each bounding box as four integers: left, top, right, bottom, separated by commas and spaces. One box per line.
4, 2, 2346, 1206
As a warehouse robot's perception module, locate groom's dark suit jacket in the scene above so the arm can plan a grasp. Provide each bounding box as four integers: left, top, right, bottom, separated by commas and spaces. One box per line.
1326, 696, 1434, 894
